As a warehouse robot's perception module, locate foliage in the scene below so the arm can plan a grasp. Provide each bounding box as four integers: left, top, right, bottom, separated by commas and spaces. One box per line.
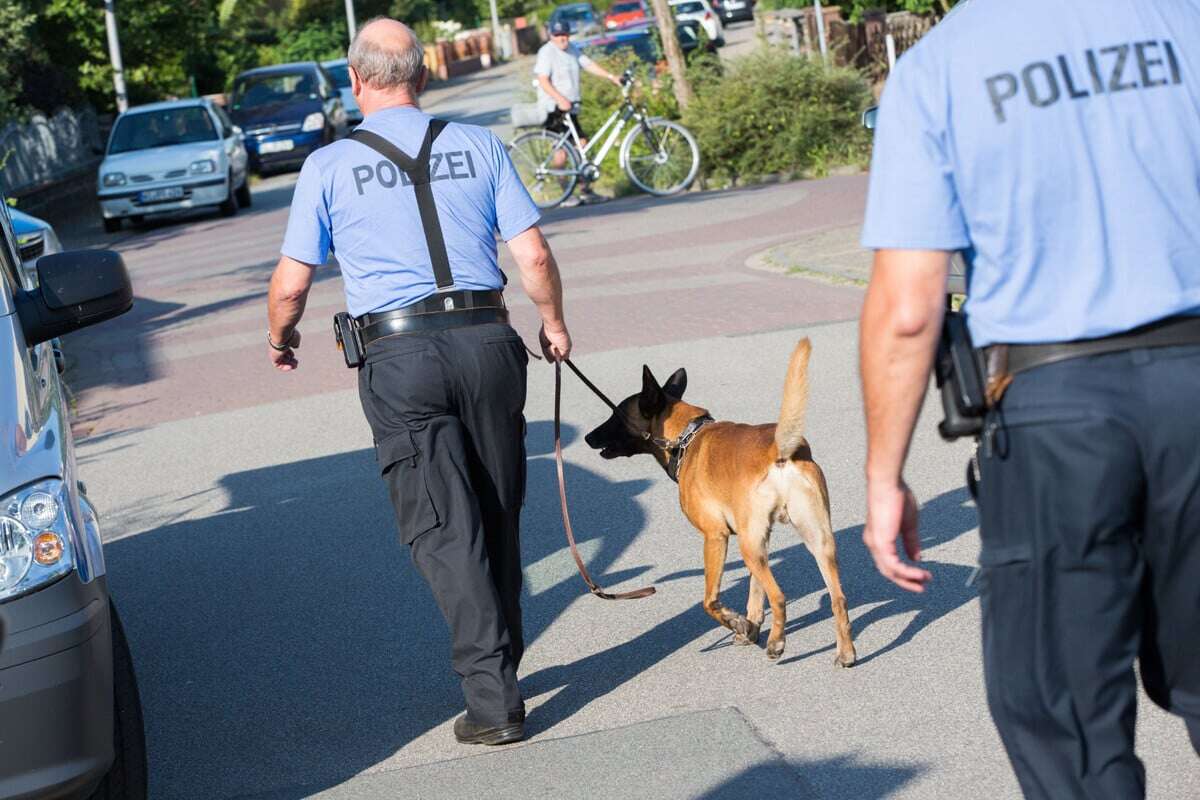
0, 0, 36, 119
835, 0, 957, 21
680, 48, 871, 185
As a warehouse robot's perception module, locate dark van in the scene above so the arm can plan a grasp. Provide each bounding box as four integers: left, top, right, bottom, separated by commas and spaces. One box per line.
229, 62, 348, 176
0, 201, 145, 798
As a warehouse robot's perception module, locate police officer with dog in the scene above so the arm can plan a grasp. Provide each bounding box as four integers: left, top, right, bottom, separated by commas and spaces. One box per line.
859, 1, 1200, 796
266, 16, 571, 746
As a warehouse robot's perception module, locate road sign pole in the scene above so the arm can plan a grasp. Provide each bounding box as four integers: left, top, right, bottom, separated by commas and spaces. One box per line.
488, 0, 503, 62
103, 0, 128, 112
344, 0, 357, 42
813, 0, 828, 62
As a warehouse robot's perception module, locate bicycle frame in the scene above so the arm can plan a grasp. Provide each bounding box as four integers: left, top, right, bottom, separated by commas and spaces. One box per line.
540, 84, 657, 177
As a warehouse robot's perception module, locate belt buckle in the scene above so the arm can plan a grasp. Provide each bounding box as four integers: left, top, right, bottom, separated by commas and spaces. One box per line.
443, 295, 455, 311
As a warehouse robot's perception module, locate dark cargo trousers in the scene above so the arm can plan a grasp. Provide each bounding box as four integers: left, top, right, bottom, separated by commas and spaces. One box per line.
357, 321, 528, 726
977, 345, 1200, 799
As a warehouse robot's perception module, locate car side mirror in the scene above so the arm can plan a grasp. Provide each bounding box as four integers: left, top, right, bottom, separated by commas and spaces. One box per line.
862, 106, 878, 131
14, 250, 133, 346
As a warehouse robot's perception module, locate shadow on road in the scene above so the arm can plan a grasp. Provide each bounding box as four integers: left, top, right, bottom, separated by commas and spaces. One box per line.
105, 421, 657, 798
697, 755, 925, 799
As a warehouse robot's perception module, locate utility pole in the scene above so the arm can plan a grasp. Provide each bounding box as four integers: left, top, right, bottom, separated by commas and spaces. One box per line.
344, 0, 357, 42
103, 0, 128, 112
648, 0, 693, 109
488, 0, 502, 62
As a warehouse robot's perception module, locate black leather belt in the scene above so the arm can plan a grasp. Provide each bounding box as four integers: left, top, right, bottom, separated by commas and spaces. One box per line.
357, 289, 504, 326
997, 315, 1200, 374
359, 303, 508, 346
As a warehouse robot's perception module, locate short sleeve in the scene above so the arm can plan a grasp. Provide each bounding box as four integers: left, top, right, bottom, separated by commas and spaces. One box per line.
490, 132, 541, 241
860, 52, 970, 251
578, 49, 594, 69
280, 155, 332, 265
533, 45, 552, 76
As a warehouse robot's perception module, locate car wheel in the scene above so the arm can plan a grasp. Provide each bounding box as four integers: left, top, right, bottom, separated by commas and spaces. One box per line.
87, 601, 148, 800
235, 178, 252, 208
128, 215, 145, 228
219, 174, 238, 217
102, 217, 121, 233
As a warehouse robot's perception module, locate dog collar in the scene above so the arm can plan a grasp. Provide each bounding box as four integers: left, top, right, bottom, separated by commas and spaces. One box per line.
666, 414, 714, 482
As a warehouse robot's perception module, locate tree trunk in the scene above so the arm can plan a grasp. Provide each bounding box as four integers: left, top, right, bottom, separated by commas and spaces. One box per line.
647, 0, 695, 110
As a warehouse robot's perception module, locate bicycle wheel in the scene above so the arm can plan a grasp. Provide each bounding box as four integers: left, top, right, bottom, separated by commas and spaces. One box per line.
508, 130, 580, 209
620, 118, 700, 197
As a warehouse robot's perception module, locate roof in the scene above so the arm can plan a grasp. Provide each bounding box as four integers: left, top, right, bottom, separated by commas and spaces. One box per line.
236, 62, 321, 78
120, 98, 209, 116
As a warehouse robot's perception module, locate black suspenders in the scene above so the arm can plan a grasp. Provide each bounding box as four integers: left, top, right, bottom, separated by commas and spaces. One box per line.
348, 120, 453, 290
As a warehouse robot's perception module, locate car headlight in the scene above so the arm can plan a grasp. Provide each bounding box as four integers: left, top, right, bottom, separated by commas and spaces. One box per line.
0, 479, 75, 602
189, 159, 217, 175
301, 112, 325, 132
102, 172, 127, 187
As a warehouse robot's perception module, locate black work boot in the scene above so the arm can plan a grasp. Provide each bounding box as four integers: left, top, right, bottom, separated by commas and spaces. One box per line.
453, 713, 525, 746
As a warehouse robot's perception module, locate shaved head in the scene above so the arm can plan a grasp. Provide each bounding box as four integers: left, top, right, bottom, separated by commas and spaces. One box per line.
348, 17, 425, 92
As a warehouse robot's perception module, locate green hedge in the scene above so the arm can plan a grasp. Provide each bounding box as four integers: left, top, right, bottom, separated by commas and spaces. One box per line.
681, 48, 872, 185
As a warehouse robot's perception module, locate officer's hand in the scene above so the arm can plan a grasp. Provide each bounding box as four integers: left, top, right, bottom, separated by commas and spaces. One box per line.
863, 478, 932, 593
269, 329, 301, 372
556, 98, 573, 112
539, 323, 571, 362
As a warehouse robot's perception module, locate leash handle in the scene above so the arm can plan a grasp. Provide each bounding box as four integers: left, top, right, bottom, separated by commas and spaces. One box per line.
555, 360, 656, 601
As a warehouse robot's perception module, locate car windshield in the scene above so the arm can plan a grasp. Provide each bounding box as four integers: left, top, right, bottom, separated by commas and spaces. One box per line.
232, 72, 317, 110
556, 6, 594, 21
673, 1, 705, 13
610, 2, 642, 12
325, 64, 351, 89
108, 107, 217, 154
586, 35, 659, 63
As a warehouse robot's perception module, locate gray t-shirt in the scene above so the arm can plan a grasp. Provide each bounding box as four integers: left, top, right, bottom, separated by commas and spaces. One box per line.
533, 41, 594, 113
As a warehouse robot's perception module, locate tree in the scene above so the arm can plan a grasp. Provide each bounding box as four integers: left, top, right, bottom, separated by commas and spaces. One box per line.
0, 0, 35, 119
647, 0, 693, 109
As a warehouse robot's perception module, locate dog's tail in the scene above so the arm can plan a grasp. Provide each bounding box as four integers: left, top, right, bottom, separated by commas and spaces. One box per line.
774, 338, 812, 461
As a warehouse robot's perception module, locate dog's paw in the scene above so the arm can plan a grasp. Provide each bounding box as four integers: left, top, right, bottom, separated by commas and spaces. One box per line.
834, 648, 857, 669
766, 638, 785, 661
733, 621, 760, 646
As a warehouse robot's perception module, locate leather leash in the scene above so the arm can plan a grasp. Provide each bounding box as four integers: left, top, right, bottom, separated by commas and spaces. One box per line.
548, 353, 656, 600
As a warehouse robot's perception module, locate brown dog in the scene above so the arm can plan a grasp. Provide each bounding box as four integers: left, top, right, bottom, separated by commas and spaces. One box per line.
584, 339, 856, 665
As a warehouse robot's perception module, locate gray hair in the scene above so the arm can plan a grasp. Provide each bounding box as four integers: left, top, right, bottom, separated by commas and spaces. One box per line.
348, 18, 425, 91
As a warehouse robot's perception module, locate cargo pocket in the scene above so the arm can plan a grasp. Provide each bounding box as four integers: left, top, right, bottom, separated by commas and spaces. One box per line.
977, 542, 1039, 729
377, 430, 441, 544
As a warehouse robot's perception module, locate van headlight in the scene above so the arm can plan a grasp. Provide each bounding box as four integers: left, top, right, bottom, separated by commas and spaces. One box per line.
0, 480, 75, 601
102, 172, 127, 187
301, 112, 325, 132
189, 159, 217, 175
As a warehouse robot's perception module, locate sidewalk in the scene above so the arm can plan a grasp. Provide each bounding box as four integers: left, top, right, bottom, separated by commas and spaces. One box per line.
745, 224, 871, 286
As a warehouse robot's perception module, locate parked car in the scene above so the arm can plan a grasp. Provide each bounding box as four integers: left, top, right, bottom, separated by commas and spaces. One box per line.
229, 62, 348, 176
321, 58, 363, 126
547, 2, 602, 38
670, 0, 725, 46
9, 207, 61, 289
97, 98, 251, 233
0, 201, 146, 799
605, 0, 648, 29
710, 0, 754, 23
581, 19, 713, 63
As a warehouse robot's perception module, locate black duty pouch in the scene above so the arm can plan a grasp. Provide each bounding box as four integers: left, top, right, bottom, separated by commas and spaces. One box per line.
333, 312, 365, 369
935, 310, 986, 441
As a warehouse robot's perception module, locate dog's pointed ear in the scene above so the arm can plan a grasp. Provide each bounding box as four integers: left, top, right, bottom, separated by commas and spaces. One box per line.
639, 365, 665, 418
664, 367, 687, 399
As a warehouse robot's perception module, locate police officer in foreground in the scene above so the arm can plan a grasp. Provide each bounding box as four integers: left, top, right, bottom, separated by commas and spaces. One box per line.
858, 0, 1199, 796
266, 17, 571, 746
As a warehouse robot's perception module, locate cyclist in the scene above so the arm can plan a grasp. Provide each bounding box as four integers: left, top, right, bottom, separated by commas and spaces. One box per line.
534, 18, 622, 204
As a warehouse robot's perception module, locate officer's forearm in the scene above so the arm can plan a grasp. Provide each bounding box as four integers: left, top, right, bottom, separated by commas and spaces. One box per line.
509, 227, 566, 332
268, 256, 317, 342
860, 249, 949, 486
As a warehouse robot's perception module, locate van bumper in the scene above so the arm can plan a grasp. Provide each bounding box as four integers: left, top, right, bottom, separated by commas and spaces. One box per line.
0, 574, 113, 800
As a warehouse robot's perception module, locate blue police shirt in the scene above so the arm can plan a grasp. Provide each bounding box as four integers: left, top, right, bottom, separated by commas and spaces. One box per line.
281, 106, 540, 317
861, 0, 1200, 347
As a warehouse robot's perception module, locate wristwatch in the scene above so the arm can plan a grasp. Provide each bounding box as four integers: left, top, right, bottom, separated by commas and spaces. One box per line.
268, 329, 296, 351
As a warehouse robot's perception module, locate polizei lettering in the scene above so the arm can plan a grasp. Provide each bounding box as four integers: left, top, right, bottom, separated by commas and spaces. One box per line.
985, 40, 1183, 123
352, 149, 478, 195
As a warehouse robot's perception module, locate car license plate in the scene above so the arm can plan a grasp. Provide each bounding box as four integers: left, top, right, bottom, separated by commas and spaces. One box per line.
137, 186, 185, 203
259, 139, 295, 154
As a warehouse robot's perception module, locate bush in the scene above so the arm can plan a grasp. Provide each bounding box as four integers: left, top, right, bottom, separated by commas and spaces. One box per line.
682, 48, 872, 185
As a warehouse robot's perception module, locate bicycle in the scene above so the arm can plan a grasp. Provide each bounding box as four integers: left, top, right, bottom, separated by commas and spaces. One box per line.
508, 69, 701, 209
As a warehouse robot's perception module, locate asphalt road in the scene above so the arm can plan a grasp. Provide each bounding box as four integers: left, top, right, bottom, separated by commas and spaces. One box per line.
63, 60, 1197, 799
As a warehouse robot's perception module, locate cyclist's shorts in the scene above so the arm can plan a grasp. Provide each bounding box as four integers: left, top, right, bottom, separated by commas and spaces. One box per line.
545, 110, 588, 140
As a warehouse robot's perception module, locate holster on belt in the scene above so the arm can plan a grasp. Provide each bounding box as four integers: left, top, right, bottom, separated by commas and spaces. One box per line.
984, 345, 1013, 407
